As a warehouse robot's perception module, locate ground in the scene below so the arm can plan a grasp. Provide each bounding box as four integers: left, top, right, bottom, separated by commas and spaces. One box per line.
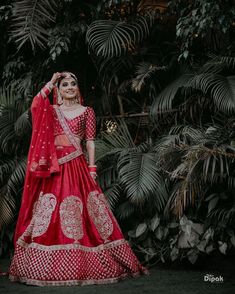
0, 257, 234, 294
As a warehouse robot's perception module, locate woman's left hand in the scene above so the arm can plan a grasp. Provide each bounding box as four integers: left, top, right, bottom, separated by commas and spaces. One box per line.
90, 171, 97, 183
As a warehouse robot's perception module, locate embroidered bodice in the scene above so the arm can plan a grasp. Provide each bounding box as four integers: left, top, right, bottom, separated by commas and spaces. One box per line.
52, 106, 96, 145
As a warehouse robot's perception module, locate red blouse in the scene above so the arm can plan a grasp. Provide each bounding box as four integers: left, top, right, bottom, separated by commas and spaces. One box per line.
53, 107, 96, 141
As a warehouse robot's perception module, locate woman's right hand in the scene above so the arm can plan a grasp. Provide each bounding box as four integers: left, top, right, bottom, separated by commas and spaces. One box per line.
50, 72, 67, 86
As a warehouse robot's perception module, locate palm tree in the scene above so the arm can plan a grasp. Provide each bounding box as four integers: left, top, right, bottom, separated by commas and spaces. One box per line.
0, 87, 30, 233
150, 56, 235, 123
96, 118, 168, 221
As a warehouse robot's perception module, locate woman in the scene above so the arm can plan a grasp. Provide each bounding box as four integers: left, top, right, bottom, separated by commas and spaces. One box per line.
9, 72, 148, 286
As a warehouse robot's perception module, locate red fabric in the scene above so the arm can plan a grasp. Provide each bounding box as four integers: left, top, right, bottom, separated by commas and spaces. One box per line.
15, 150, 124, 247
53, 106, 96, 141
85, 107, 96, 140
29, 87, 60, 177
10, 89, 148, 286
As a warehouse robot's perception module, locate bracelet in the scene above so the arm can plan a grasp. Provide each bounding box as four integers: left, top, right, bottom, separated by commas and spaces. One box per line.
89, 171, 97, 178
46, 81, 54, 91
89, 166, 97, 172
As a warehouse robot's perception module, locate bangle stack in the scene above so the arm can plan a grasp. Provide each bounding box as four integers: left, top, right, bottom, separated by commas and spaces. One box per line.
46, 81, 54, 91
88, 165, 97, 172
89, 165, 97, 179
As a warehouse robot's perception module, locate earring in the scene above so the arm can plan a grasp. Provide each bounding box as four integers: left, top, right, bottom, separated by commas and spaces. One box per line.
57, 91, 63, 105
76, 94, 81, 104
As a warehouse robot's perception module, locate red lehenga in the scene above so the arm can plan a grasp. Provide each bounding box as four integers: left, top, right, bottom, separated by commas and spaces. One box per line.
9, 84, 148, 286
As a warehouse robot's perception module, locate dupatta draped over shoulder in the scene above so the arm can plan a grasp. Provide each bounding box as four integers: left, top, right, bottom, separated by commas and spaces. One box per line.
13, 85, 60, 244
29, 85, 60, 177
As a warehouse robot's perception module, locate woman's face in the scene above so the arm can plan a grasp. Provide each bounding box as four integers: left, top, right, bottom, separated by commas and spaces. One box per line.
59, 77, 79, 100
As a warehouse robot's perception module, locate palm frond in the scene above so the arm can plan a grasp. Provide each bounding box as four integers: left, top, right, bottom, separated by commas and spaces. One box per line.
118, 150, 167, 207
131, 62, 166, 93
98, 163, 118, 190
115, 201, 136, 220
0, 86, 16, 106
201, 56, 235, 74
86, 14, 154, 58
166, 180, 204, 217
14, 110, 31, 136
0, 106, 22, 154
207, 192, 235, 225
169, 125, 206, 144
220, 56, 235, 68
208, 207, 235, 225
95, 55, 135, 98
96, 118, 134, 161
7, 157, 27, 196
186, 74, 235, 113
104, 184, 122, 210
11, 0, 58, 50
0, 157, 26, 227
0, 159, 17, 185
150, 74, 193, 119
0, 186, 16, 227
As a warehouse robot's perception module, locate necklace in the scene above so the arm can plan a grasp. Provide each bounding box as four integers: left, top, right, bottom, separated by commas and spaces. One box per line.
60, 106, 88, 120
62, 99, 78, 107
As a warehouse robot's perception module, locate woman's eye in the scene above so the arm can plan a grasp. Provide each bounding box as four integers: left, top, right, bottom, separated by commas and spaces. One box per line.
62, 82, 68, 87
71, 82, 76, 86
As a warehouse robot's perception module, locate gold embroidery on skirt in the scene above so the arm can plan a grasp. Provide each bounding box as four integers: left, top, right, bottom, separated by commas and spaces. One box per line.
22, 192, 57, 239
60, 196, 84, 241
87, 191, 113, 242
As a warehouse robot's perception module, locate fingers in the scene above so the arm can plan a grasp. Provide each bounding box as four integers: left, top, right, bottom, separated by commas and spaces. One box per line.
89, 172, 97, 183
51, 72, 67, 85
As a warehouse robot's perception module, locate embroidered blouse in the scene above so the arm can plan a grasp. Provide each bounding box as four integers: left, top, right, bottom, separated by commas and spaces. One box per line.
53, 107, 96, 142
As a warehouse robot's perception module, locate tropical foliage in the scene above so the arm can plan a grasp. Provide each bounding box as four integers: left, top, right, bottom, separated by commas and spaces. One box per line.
0, 86, 29, 253
0, 0, 235, 266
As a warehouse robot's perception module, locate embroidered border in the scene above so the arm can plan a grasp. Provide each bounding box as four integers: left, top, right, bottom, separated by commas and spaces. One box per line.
57, 149, 83, 165
9, 271, 145, 286
11, 240, 149, 286
17, 238, 127, 251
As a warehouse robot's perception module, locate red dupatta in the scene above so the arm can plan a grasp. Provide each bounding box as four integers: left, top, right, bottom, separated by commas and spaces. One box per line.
28, 85, 60, 177
14, 85, 60, 245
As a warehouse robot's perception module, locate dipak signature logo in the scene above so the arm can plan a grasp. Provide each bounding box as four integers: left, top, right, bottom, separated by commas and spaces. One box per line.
204, 274, 224, 283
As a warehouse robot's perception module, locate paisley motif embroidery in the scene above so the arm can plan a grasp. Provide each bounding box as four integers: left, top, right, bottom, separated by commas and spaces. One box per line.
87, 191, 113, 242
60, 196, 84, 241
22, 192, 57, 239
32, 192, 57, 238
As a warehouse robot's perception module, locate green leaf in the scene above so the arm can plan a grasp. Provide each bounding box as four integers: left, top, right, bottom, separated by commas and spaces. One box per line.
136, 223, 148, 237
187, 249, 198, 264
208, 196, 219, 213
11, 0, 58, 50
230, 236, 235, 247
86, 15, 154, 59
170, 247, 179, 261
218, 241, 227, 254
118, 151, 167, 206
150, 213, 160, 231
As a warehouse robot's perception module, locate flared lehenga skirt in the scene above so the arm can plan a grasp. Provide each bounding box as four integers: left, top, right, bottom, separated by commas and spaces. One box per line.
9, 147, 148, 286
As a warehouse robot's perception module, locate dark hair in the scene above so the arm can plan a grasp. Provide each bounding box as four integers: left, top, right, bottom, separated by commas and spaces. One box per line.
58, 72, 78, 87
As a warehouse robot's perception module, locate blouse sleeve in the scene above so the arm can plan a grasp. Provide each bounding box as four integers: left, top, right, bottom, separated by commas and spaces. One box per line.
85, 107, 96, 141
